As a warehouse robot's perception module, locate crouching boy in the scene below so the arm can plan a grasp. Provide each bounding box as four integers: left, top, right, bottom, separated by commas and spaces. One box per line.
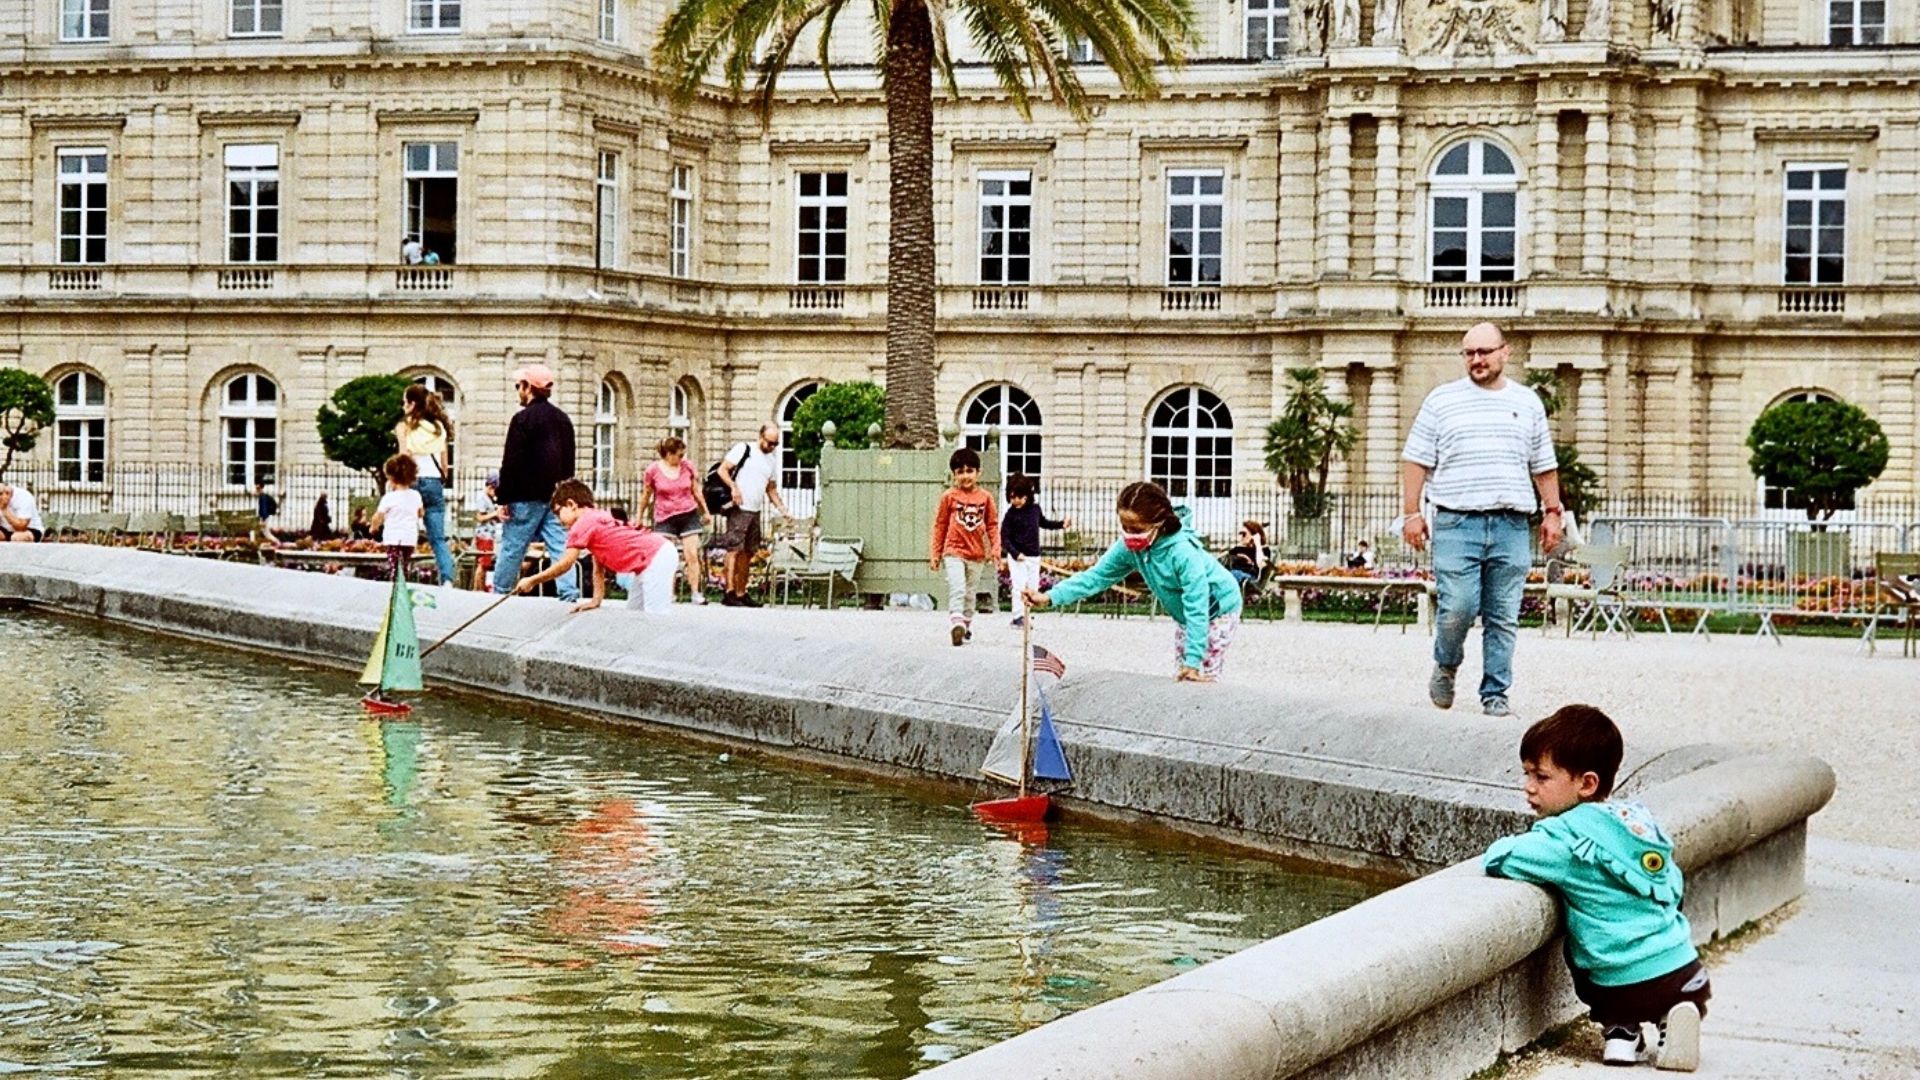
1483, 705, 1710, 1071
515, 479, 678, 613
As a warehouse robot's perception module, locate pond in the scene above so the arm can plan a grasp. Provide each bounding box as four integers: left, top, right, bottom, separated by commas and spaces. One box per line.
0, 614, 1377, 1078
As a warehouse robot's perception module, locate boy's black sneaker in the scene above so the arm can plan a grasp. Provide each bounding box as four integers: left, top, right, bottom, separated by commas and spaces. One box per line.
1601, 1026, 1650, 1066
736, 592, 762, 608
721, 592, 745, 607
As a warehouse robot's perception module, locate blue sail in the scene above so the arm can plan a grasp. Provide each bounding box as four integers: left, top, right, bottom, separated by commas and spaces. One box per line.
1032, 694, 1072, 783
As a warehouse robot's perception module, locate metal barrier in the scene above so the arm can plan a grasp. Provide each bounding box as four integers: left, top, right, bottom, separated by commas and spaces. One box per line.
1586, 517, 1736, 635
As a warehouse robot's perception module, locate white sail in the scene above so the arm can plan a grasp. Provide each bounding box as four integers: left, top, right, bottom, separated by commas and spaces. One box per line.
980, 657, 1062, 785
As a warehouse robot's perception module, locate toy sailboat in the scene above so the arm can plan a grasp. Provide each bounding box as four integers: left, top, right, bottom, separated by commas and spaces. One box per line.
973, 627, 1073, 825
359, 574, 426, 715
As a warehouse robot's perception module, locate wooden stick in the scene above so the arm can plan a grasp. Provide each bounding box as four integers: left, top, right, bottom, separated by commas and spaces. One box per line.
420, 591, 515, 659
1018, 611, 1033, 799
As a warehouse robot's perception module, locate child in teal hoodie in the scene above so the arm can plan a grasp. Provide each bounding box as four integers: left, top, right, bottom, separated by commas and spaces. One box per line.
1484, 705, 1710, 1071
1024, 481, 1242, 681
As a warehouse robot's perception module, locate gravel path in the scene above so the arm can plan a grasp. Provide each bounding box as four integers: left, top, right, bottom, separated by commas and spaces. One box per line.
685, 604, 1912, 850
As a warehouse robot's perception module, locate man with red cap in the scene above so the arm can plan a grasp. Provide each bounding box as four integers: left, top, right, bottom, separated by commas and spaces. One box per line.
492, 363, 581, 601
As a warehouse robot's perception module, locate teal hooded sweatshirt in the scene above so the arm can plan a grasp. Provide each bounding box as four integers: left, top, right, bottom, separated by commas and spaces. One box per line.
1483, 799, 1698, 986
1044, 506, 1243, 669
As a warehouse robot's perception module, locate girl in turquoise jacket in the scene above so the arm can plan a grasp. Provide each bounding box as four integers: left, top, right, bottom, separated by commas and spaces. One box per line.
1025, 482, 1243, 681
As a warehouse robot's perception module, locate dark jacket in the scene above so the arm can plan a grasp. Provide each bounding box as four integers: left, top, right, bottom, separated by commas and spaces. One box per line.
496, 398, 576, 505
1001, 502, 1065, 559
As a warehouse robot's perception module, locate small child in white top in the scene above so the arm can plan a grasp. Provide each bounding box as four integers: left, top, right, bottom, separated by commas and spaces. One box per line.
370, 453, 423, 581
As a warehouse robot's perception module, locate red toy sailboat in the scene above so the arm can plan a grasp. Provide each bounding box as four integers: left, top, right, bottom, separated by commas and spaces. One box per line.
973, 619, 1072, 824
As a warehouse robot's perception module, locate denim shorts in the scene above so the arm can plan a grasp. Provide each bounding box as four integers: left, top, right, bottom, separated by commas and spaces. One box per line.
654, 509, 706, 539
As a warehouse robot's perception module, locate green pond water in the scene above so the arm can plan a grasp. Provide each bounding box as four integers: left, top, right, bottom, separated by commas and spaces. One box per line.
0, 614, 1377, 1078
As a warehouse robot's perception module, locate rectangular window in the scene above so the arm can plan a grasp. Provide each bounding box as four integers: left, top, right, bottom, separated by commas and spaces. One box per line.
978, 171, 1032, 286
61, 0, 110, 41
1166, 169, 1224, 287
1246, 0, 1288, 59
55, 375, 107, 485
226, 144, 280, 263
599, 0, 618, 42
57, 148, 109, 265
1069, 37, 1099, 63
408, 0, 461, 32
231, 0, 283, 36
404, 141, 459, 264
595, 150, 619, 270
795, 171, 849, 284
1827, 0, 1885, 44
670, 164, 694, 278
1783, 165, 1846, 285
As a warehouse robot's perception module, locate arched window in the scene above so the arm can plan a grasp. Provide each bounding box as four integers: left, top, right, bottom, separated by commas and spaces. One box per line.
1147, 387, 1233, 499
594, 379, 619, 491
220, 372, 278, 487
1770, 389, 1837, 406
778, 382, 822, 491
55, 370, 107, 484
960, 384, 1044, 479
669, 378, 698, 460
409, 372, 458, 468
1429, 139, 1518, 283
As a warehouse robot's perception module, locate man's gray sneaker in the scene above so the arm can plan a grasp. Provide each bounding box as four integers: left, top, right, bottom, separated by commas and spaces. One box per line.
1428, 666, 1457, 709
1482, 696, 1512, 717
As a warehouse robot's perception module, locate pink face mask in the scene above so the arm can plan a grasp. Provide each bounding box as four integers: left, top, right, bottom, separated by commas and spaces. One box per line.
1122, 530, 1155, 552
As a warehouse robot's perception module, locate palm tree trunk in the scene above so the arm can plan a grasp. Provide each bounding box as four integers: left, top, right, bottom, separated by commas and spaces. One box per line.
881, 0, 938, 449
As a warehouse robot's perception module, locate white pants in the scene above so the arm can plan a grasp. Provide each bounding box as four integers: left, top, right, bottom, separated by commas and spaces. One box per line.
1006, 555, 1042, 618
616, 546, 679, 613
943, 556, 993, 625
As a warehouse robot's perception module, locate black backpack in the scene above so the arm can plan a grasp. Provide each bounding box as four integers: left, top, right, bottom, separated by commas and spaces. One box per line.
704, 442, 750, 514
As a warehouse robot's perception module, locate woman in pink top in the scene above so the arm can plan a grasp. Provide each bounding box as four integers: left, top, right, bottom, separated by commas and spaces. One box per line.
639, 436, 712, 605
516, 479, 678, 613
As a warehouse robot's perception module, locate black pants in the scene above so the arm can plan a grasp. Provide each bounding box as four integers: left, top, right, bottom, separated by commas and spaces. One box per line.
1571, 956, 1712, 1030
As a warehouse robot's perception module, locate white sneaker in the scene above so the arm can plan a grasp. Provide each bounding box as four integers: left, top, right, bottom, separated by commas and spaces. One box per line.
1655, 1002, 1701, 1072
1602, 1028, 1650, 1066
692, 593, 708, 606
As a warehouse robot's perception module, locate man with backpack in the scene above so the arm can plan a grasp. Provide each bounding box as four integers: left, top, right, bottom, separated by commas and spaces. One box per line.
709, 421, 789, 607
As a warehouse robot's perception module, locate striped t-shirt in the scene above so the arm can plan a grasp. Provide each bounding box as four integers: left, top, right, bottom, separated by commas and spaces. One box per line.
1402, 378, 1556, 512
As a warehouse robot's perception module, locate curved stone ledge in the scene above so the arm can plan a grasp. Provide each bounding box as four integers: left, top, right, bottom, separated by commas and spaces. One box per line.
0, 545, 1834, 1079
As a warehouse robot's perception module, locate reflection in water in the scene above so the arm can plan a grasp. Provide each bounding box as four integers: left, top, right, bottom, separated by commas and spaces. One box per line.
0, 615, 1379, 1078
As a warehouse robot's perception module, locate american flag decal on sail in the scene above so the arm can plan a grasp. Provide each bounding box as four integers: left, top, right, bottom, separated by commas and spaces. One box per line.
1030, 645, 1065, 679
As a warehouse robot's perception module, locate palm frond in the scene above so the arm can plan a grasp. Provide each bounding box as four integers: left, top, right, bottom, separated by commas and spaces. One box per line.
813, 0, 857, 99
926, 0, 962, 99
952, 0, 1192, 118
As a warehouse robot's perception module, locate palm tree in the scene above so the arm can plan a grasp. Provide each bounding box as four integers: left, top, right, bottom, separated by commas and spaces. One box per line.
656, 0, 1195, 448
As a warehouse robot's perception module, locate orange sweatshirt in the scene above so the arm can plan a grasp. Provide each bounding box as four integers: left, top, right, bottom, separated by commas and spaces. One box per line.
931, 486, 1000, 562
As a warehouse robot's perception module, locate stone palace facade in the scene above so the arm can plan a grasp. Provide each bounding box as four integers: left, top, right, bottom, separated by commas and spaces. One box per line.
3, 0, 1918, 514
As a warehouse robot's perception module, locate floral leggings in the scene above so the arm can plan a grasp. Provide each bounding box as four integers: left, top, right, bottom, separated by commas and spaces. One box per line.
1174, 612, 1240, 677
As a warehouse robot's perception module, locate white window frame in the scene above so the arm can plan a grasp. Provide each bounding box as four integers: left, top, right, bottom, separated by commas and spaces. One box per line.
409, 373, 458, 468
55, 371, 108, 486
403, 141, 458, 261
1069, 37, 1099, 62
1782, 163, 1846, 286
595, 150, 619, 270
408, 0, 462, 32
669, 381, 693, 439
594, 379, 618, 491
960, 384, 1044, 479
1166, 169, 1225, 288
795, 171, 850, 284
1827, 0, 1885, 44
220, 373, 279, 488
1146, 386, 1234, 501
1427, 140, 1520, 283
599, 0, 618, 42
1246, 0, 1288, 59
57, 148, 109, 265
225, 143, 280, 264
61, 0, 110, 41
778, 382, 822, 492
230, 0, 283, 37
670, 164, 695, 278
978, 170, 1033, 286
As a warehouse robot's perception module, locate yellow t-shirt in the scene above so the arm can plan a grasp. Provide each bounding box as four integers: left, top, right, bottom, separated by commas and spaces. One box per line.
403, 421, 447, 477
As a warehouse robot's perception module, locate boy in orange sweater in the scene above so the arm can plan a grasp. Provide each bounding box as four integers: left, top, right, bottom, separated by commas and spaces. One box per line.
930, 447, 1000, 647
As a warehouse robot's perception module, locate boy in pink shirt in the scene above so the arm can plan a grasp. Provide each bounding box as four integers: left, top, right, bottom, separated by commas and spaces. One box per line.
514, 479, 679, 613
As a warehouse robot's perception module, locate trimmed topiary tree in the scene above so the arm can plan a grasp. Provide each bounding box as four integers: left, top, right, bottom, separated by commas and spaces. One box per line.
0, 368, 56, 481
1746, 398, 1889, 522
317, 374, 412, 496
789, 381, 886, 468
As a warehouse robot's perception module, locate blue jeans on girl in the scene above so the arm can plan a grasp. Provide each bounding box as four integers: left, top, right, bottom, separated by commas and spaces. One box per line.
415, 476, 456, 585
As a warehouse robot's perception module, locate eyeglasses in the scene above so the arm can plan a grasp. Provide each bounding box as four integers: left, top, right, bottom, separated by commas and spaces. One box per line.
1460, 346, 1506, 359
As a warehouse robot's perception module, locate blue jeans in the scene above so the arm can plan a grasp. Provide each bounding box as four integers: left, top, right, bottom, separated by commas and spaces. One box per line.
1431, 508, 1532, 702
416, 476, 455, 585
493, 500, 579, 601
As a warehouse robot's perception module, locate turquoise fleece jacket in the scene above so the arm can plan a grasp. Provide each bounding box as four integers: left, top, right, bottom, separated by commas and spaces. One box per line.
1483, 800, 1698, 986
1044, 506, 1243, 669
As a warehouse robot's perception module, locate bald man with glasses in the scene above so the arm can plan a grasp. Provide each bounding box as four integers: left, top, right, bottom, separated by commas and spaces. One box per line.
1401, 322, 1563, 718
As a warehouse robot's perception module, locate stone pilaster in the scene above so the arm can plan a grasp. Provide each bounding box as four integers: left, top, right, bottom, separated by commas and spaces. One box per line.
1095, 362, 1131, 482
1372, 117, 1401, 278
1574, 364, 1608, 485
1582, 112, 1610, 276
1533, 110, 1559, 275
1364, 362, 1401, 490
1322, 117, 1353, 278
1879, 367, 1918, 496
1049, 361, 1088, 481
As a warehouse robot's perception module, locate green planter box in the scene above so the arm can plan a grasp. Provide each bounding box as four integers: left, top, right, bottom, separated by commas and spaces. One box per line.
817, 446, 1001, 599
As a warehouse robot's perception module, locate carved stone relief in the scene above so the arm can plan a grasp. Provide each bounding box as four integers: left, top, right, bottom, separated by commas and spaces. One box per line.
1407, 0, 1534, 55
